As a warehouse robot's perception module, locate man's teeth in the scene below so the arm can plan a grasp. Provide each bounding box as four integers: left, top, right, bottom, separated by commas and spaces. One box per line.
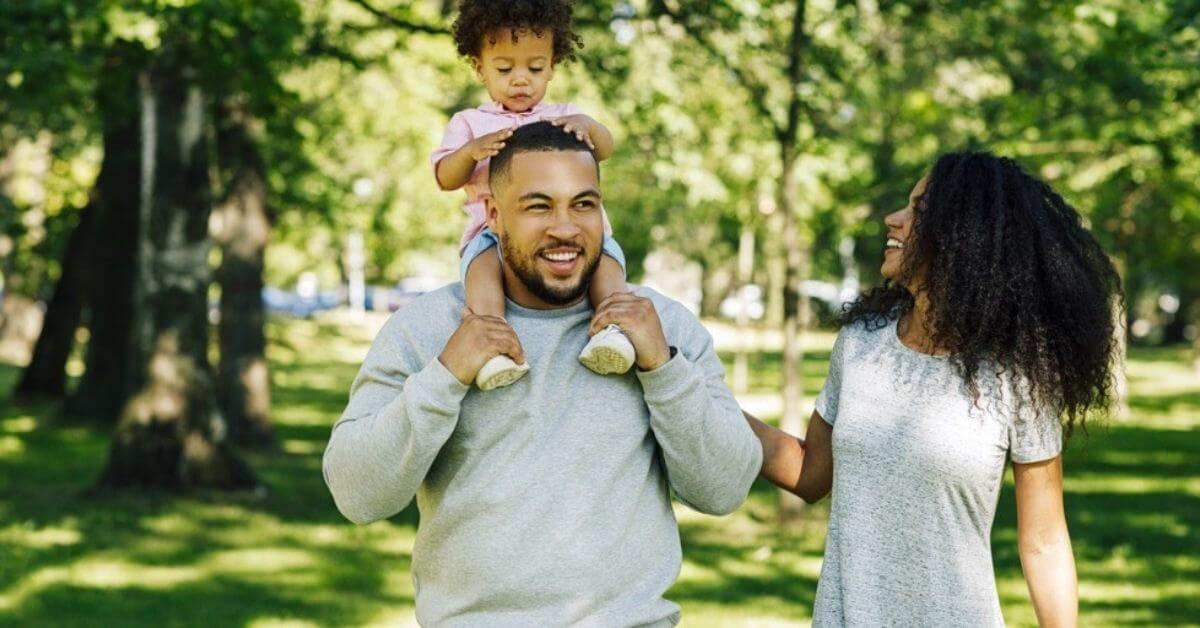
886, 237, 905, 249
543, 251, 579, 262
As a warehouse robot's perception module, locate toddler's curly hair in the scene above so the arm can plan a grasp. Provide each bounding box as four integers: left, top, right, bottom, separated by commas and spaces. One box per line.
453, 0, 583, 64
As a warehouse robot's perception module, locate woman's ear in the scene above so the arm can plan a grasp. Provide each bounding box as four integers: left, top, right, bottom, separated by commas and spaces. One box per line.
471, 57, 485, 82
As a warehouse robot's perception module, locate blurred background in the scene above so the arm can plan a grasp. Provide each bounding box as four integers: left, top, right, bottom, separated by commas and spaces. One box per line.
1, 1, 1197, 626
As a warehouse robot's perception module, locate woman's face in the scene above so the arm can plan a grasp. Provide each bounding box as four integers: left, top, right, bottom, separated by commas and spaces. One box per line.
882, 174, 928, 287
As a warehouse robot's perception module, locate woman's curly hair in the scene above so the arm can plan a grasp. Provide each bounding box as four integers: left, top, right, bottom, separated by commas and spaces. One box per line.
842, 151, 1123, 437
453, 0, 583, 64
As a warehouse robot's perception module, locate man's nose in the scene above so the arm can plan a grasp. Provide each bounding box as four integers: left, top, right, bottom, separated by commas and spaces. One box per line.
546, 209, 584, 240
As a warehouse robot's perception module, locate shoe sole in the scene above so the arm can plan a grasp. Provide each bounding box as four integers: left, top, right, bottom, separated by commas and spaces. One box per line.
580, 347, 634, 375
478, 367, 528, 391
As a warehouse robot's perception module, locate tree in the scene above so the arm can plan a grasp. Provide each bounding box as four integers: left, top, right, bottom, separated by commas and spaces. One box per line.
96, 55, 256, 491
13, 200, 94, 400
69, 47, 145, 423
213, 98, 274, 449
646, 0, 823, 518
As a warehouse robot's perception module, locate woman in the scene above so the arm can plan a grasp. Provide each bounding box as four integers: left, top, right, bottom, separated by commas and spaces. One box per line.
748, 151, 1120, 627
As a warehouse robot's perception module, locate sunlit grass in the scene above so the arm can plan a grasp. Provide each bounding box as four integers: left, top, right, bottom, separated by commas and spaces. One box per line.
0, 316, 1196, 626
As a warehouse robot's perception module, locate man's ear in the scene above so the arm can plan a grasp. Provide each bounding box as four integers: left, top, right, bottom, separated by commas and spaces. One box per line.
484, 195, 501, 233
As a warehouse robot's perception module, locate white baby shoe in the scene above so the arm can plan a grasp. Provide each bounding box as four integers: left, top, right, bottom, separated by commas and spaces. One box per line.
475, 354, 530, 391
578, 324, 636, 375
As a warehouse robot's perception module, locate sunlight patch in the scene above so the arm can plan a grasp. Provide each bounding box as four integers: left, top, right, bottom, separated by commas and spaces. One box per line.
281, 439, 325, 455
679, 560, 723, 585
0, 435, 25, 455
0, 525, 81, 548
248, 619, 322, 628
0, 558, 204, 610
206, 548, 317, 573
2, 417, 36, 433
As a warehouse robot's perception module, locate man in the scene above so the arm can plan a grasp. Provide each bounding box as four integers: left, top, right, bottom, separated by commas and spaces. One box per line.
322, 122, 762, 626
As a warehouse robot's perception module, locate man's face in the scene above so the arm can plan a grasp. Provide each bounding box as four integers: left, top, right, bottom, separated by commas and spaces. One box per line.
487, 150, 603, 308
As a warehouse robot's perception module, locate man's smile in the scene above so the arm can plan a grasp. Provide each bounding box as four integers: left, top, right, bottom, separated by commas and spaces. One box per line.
538, 246, 582, 276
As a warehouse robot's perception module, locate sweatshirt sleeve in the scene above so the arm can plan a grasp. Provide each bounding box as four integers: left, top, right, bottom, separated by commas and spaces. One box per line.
635, 303, 763, 516
322, 313, 469, 525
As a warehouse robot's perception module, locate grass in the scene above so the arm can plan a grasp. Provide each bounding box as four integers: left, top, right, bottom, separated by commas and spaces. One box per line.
0, 316, 1197, 627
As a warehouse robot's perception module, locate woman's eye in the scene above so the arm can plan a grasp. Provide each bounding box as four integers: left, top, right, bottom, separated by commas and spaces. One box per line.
497, 67, 512, 74
531, 67, 544, 73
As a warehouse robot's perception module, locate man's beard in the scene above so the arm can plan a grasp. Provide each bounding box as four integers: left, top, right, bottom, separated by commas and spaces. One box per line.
500, 236, 600, 305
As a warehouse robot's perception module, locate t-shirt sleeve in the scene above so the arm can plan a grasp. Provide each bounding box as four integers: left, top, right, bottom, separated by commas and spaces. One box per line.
430, 111, 474, 175
1007, 385, 1064, 463
813, 330, 848, 426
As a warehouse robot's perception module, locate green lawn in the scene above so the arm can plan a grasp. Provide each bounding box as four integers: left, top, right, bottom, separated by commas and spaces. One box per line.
1, 317, 1197, 626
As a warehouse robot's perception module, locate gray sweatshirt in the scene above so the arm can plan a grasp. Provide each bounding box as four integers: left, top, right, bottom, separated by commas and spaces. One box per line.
322, 283, 762, 627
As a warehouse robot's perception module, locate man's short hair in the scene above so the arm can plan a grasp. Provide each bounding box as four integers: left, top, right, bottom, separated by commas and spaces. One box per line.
489, 121, 597, 193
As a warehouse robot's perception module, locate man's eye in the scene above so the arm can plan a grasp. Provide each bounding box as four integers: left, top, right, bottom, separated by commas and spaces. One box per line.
526, 204, 551, 211
574, 201, 596, 210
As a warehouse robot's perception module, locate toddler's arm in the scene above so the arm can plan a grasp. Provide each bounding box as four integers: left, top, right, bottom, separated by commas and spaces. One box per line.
435, 127, 515, 191
550, 114, 614, 161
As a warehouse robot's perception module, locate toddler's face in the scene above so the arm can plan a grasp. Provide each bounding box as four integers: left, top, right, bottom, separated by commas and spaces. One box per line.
473, 27, 555, 113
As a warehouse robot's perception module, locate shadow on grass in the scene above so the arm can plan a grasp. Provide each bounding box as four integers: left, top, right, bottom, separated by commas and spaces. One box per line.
3, 334, 1199, 625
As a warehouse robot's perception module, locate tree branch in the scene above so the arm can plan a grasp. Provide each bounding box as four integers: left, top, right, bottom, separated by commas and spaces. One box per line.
346, 0, 450, 35
650, 0, 781, 136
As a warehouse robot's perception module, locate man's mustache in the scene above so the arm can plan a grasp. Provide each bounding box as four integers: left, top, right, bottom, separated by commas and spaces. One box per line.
535, 239, 587, 255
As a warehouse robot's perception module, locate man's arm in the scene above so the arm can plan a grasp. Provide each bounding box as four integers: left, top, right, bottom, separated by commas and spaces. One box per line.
590, 292, 763, 515
323, 307, 523, 524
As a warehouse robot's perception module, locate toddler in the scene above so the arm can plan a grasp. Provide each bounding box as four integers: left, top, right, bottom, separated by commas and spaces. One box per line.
432, 0, 635, 390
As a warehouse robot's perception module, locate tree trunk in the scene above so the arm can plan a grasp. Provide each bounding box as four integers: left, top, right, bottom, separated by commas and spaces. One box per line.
95, 58, 256, 491
213, 98, 273, 449
732, 227, 755, 394
13, 200, 96, 400
777, 0, 811, 522
69, 51, 143, 423
1111, 258, 1130, 420
778, 146, 808, 520
1193, 311, 1200, 377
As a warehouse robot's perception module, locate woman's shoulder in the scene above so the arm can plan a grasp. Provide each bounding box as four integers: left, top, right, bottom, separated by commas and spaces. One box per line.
836, 316, 894, 345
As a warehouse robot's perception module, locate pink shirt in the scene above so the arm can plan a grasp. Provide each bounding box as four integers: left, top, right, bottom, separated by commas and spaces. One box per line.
431, 101, 612, 253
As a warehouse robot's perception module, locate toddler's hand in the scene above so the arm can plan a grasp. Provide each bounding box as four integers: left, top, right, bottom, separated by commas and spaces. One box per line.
549, 115, 597, 150
466, 127, 515, 162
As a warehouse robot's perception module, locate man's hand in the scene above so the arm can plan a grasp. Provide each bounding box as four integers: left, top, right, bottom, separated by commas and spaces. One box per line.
588, 293, 671, 371
439, 309, 526, 385
548, 115, 598, 150
465, 127, 515, 162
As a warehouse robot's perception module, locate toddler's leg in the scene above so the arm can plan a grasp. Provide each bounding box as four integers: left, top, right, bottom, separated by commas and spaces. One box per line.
464, 246, 529, 390
464, 246, 508, 320
579, 253, 637, 375
587, 254, 627, 307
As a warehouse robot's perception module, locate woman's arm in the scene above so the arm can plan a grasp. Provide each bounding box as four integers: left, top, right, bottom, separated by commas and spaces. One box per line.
1014, 455, 1078, 627
743, 409, 833, 503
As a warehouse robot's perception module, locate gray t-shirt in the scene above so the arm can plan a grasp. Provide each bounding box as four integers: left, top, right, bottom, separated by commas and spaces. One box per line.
812, 319, 1062, 627
322, 283, 762, 627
